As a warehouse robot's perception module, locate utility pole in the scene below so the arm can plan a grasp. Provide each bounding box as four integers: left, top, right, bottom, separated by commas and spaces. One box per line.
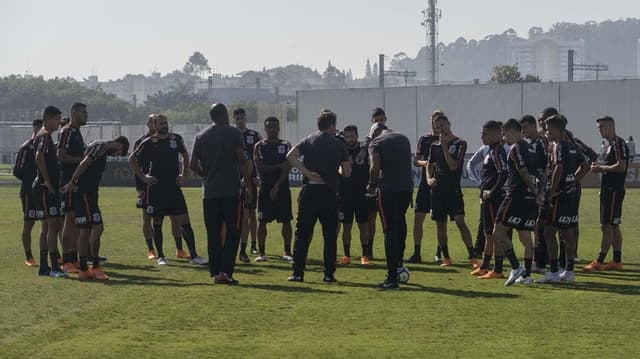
568, 49, 608, 81
379, 54, 385, 88
421, 0, 441, 86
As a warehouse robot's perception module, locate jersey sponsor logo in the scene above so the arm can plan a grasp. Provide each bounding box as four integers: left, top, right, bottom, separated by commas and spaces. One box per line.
506, 216, 522, 225
524, 219, 536, 228
612, 217, 622, 225
565, 174, 576, 182
278, 145, 286, 154
75, 216, 88, 225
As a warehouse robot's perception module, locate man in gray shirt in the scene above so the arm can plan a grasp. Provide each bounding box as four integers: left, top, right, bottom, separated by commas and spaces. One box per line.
190, 103, 253, 285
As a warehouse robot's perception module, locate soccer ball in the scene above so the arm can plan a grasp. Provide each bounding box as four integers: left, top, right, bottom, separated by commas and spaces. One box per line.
397, 266, 410, 284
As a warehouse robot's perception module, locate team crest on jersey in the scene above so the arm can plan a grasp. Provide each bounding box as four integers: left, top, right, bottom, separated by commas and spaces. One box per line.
258, 212, 264, 220
49, 207, 58, 216
246, 135, 255, 144
278, 145, 286, 154
448, 144, 457, 155
93, 213, 102, 223
170, 140, 177, 149
146, 205, 155, 215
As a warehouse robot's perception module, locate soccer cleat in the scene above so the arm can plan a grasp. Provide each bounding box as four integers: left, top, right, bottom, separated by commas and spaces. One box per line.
582, 260, 604, 272
360, 256, 370, 265
282, 254, 294, 263
238, 252, 250, 263
78, 270, 94, 280
338, 256, 351, 266
434, 255, 442, 263
91, 267, 109, 281
515, 276, 533, 285
602, 261, 623, 271
62, 262, 79, 273
25, 258, 39, 267
214, 272, 239, 285
469, 258, 480, 269
287, 275, 303, 282
157, 257, 168, 266
478, 270, 504, 279
439, 258, 452, 267
250, 244, 259, 255
377, 280, 400, 290
559, 270, 575, 282
49, 270, 68, 278
406, 254, 422, 263
535, 271, 560, 284
504, 266, 526, 286
573, 257, 581, 263
190, 256, 208, 265
323, 275, 337, 283
470, 267, 489, 276
176, 249, 189, 259
147, 250, 157, 260
254, 255, 268, 262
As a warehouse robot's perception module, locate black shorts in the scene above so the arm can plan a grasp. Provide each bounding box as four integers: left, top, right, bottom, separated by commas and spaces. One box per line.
481, 195, 503, 233
243, 183, 258, 210
600, 187, 625, 225
73, 190, 103, 229
146, 185, 188, 217
415, 185, 431, 214
20, 191, 42, 221
430, 187, 465, 222
32, 184, 63, 218
496, 195, 537, 231
60, 190, 75, 215
550, 192, 579, 229
258, 187, 293, 223
338, 193, 369, 224
367, 196, 378, 213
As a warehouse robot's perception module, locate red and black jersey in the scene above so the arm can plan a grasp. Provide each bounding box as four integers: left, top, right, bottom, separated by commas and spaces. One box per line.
13, 138, 37, 195
416, 132, 438, 185
551, 140, 583, 195
78, 141, 109, 192
602, 136, 629, 190
34, 130, 60, 189
133, 133, 187, 186
505, 140, 534, 198
57, 125, 86, 184
480, 142, 508, 197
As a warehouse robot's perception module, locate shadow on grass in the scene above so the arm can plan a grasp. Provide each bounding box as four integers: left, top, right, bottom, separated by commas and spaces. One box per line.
534, 281, 639, 295
338, 280, 520, 298
242, 283, 346, 294
578, 271, 640, 282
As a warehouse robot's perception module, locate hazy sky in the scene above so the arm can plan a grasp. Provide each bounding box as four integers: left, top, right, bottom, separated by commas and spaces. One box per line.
1, 0, 637, 80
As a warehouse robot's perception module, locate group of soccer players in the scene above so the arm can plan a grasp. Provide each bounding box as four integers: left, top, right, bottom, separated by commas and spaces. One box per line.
14, 102, 629, 288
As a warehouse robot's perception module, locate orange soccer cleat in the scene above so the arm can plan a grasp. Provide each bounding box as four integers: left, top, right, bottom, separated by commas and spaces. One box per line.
147, 249, 158, 260
470, 267, 489, 276
338, 256, 351, 266
62, 262, 80, 273
360, 256, 370, 266
469, 258, 480, 269
176, 249, 190, 259
439, 258, 452, 267
602, 261, 623, 271
25, 258, 39, 267
78, 270, 95, 280
582, 260, 604, 272
90, 267, 109, 281
479, 270, 505, 279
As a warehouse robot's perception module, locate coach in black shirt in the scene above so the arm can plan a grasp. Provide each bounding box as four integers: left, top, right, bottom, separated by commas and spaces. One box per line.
190, 103, 253, 285
367, 123, 413, 289
286, 110, 351, 283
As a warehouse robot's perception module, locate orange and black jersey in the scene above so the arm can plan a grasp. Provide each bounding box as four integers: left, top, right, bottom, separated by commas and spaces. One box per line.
57, 125, 86, 184
551, 140, 583, 195
254, 138, 292, 190
602, 136, 629, 189
13, 138, 37, 195
416, 132, 438, 184
133, 133, 187, 186
428, 137, 467, 190
480, 142, 508, 197
505, 140, 534, 197
34, 130, 60, 189
133, 133, 152, 191
77, 141, 109, 192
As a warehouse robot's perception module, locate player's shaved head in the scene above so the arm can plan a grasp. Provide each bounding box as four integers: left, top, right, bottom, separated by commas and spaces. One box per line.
210, 103, 229, 124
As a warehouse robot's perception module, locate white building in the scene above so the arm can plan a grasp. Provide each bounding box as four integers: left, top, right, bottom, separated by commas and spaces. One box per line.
508, 37, 586, 82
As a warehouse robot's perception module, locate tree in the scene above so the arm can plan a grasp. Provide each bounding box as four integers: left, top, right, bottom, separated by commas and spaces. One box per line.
522, 74, 541, 83
183, 51, 211, 79
489, 64, 521, 84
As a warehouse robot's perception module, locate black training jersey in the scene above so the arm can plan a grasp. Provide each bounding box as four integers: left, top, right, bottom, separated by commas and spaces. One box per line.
339, 142, 369, 196
254, 138, 292, 190
505, 140, 534, 197
241, 129, 262, 177
602, 136, 629, 189
34, 130, 60, 189
133, 133, 187, 186
78, 141, 109, 192
480, 142, 508, 197
133, 133, 152, 191
552, 140, 582, 195
428, 137, 467, 191
295, 131, 349, 194
57, 125, 86, 184
369, 132, 414, 192
13, 138, 37, 195
529, 136, 548, 181
417, 132, 438, 185
564, 130, 597, 164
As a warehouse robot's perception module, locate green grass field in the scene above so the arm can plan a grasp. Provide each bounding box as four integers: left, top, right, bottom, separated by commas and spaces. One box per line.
1, 186, 638, 358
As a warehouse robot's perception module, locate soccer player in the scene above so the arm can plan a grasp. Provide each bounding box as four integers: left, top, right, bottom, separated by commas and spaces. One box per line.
253, 116, 293, 262
426, 115, 478, 267
233, 108, 263, 262
535, 116, 588, 283
130, 114, 206, 266
13, 119, 45, 267
286, 109, 351, 283
494, 119, 540, 286
583, 116, 629, 272
336, 124, 371, 266
367, 122, 413, 289
60, 137, 130, 280
133, 114, 159, 259
57, 102, 88, 273
471, 121, 508, 279
190, 103, 253, 285
407, 110, 441, 263
32, 106, 65, 277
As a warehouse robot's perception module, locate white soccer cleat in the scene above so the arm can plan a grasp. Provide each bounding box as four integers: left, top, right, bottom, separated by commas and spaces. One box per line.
514, 276, 533, 285
254, 255, 268, 262
190, 256, 208, 265
559, 270, 575, 282
535, 271, 560, 284
282, 254, 294, 263
157, 257, 168, 266
504, 266, 526, 286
